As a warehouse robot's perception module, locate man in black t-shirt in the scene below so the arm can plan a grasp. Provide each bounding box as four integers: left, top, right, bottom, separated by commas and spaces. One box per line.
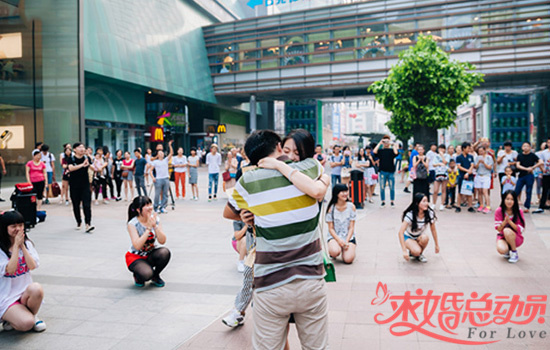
373, 135, 398, 207
515, 142, 542, 212
68, 142, 94, 232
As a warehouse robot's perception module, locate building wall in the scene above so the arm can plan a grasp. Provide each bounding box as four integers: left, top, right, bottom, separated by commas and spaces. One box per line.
84, 0, 217, 104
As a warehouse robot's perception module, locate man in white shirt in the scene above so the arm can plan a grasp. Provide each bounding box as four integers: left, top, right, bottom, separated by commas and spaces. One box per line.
426, 143, 438, 184
206, 144, 222, 202
149, 140, 173, 213
40, 144, 55, 204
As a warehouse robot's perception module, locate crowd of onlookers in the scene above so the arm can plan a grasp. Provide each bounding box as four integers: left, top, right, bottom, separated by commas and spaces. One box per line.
324, 136, 550, 215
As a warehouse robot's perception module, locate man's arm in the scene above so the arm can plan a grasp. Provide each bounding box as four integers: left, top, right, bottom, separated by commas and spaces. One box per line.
392, 142, 398, 155
223, 203, 241, 221
373, 141, 381, 154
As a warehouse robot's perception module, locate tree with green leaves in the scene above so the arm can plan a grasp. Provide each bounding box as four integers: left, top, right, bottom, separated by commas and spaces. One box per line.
369, 35, 484, 146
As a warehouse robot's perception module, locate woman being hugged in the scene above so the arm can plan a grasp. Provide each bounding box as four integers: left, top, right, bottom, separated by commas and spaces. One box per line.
326, 184, 357, 264
398, 193, 440, 263
126, 196, 171, 287
0, 211, 46, 332
495, 190, 525, 263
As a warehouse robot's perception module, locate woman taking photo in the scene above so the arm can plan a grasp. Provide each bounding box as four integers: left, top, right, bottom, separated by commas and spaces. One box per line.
398, 193, 440, 263
26, 150, 47, 211
121, 151, 135, 201
0, 211, 46, 332
61, 147, 72, 205
495, 190, 525, 263
126, 196, 171, 287
326, 184, 357, 264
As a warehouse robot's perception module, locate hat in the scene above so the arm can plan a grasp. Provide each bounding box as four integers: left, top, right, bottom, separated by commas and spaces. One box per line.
32, 149, 41, 156
210, 144, 218, 149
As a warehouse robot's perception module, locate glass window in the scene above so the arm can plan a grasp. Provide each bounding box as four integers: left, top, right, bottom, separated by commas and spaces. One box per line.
238, 42, 257, 71
445, 16, 480, 51
307, 32, 330, 63
282, 36, 305, 66
261, 38, 280, 69
333, 28, 357, 61
357, 24, 386, 59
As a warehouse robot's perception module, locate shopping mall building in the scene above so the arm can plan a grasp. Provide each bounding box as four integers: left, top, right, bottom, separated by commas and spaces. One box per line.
0, 0, 549, 181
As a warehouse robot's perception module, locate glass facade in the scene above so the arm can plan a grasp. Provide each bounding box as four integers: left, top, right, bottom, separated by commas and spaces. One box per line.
0, 0, 80, 183
205, 0, 550, 75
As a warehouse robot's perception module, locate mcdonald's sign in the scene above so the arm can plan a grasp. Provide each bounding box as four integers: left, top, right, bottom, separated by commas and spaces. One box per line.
217, 124, 227, 134
150, 127, 164, 142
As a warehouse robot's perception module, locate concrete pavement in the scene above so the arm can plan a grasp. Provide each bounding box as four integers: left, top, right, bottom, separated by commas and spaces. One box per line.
0, 169, 549, 349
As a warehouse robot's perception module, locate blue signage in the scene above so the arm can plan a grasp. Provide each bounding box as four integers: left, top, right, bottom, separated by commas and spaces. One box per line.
247, 0, 299, 9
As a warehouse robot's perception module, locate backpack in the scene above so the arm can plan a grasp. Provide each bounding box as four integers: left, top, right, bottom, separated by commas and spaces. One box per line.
415, 160, 428, 180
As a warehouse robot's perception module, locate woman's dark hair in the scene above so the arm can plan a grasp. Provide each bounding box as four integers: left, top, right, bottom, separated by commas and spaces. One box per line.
0, 211, 28, 257
128, 196, 153, 222
115, 149, 122, 157
245, 130, 282, 165
402, 193, 436, 232
326, 184, 349, 214
190, 147, 197, 153
282, 129, 315, 161
500, 190, 524, 228
64, 147, 72, 155
357, 148, 366, 161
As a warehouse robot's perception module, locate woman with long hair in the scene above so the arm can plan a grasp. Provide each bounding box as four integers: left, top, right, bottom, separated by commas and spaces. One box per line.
355, 148, 369, 204
61, 147, 72, 205
121, 151, 135, 201
398, 193, 440, 263
495, 190, 525, 263
412, 144, 430, 202
188, 148, 200, 200
125, 196, 171, 287
326, 184, 357, 263
0, 211, 46, 332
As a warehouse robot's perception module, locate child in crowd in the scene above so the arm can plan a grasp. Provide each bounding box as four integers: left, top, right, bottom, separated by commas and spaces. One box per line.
501, 166, 517, 194
398, 193, 440, 263
495, 190, 525, 263
446, 159, 459, 209
326, 184, 357, 264
0, 211, 46, 332
126, 196, 170, 287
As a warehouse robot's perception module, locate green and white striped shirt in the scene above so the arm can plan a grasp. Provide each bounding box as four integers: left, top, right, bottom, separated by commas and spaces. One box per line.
228, 157, 325, 292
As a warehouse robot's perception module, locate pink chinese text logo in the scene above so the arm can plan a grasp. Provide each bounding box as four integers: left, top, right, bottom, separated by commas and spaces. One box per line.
371, 282, 548, 345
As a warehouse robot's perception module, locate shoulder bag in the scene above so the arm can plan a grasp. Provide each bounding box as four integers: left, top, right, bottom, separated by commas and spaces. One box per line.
318, 203, 336, 282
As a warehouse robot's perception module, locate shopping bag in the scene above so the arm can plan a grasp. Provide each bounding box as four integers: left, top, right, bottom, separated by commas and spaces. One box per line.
460, 179, 474, 196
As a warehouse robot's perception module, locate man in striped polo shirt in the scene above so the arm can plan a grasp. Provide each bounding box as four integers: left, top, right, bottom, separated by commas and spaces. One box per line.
224, 130, 328, 350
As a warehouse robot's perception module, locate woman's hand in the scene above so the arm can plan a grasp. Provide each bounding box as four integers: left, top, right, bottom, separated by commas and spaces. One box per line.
337, 238, 346, 248
435, 245, 440, 254
402, 249, 410, 261
14, 231, 25, 248
147, 212, 158, 230
258, 157, 282, 171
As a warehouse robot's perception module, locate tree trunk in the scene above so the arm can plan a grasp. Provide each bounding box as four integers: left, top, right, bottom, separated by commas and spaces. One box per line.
412, 125, 438, 147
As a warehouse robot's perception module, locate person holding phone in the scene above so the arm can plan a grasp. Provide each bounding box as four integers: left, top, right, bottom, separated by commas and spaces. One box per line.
126, 196, 170, 287
67, 143, 94, 233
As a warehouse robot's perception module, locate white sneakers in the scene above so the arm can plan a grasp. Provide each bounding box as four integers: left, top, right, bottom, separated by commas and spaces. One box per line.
508, 251, 519, 263
222, 309, 244, 328
439, 205, 445, 211
1, 316, 46, 332
237, 260, 245, 273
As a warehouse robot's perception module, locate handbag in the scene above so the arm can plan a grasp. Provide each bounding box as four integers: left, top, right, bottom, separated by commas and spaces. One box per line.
341, 167, 351, 178
222, 171, 231, 182
318, 203, 336, 282
50, 182, 61, 197
460, 179, 474, 196
122, 170, 129, 178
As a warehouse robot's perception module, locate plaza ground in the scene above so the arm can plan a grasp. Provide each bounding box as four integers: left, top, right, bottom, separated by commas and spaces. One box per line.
0, 168, 549, 349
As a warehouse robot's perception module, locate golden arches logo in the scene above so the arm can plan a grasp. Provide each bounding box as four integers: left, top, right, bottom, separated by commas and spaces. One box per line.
217, 124, 227, 134
153, 127, 164, 141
